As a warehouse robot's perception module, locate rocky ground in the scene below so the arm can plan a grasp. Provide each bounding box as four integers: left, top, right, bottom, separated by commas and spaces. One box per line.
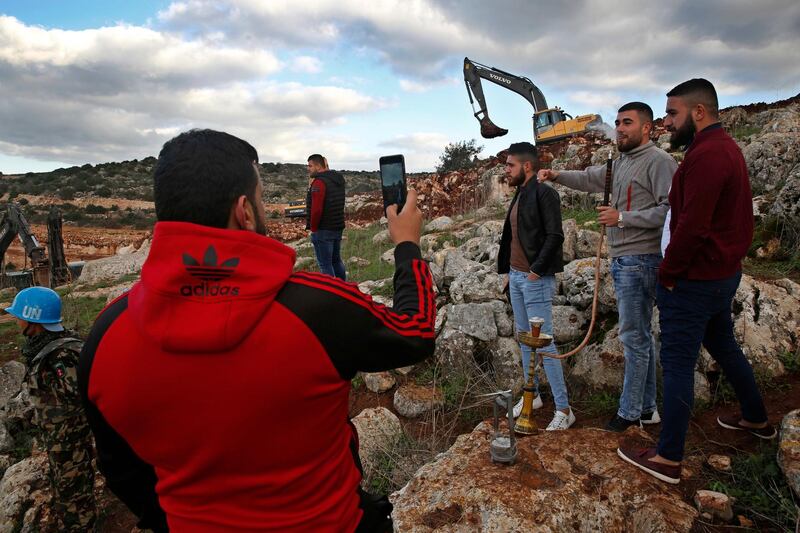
0, 95, 798, 532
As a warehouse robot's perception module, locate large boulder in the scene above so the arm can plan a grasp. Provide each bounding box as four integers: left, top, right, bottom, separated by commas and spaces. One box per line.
391, 425, 697, 532
561, 218, 578, 263
733, 276, 800, 377
0, 424, 11, 454
393, 385, 444, 418
561, 258, 615, 312
351, 407, 403, 485
489, 300, 514, 337
486, 336, 524, 394
552, 305, 587, 344
778, 409, 800, 497
447, 303, 498, 342
442, 250, 485, 285
575, 229, 609, 259
362, 372, 396, 393
77, 239, 151, 285
0, 362, 25, 411
425, 216, 454, 233
742, 131, 800, 193
571, 325, 624, 390
0, 454, 49, 533
449, 271, 503, 304
434, 328, 475, 373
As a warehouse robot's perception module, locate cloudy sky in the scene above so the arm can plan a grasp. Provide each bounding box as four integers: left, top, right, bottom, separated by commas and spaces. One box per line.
1, 0, 799, 173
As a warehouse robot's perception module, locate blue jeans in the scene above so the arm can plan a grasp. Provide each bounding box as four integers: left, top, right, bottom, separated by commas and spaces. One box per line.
656, 272, 768, 461
508, 269, 570, 410
311, 229, 346, 280
611, 253, 660, 421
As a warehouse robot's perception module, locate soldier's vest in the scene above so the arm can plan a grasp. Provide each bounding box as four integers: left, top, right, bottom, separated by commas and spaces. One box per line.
31, 337, 83, 375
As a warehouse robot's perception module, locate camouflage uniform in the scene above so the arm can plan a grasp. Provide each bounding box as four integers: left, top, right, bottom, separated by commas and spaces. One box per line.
23, 329, 96, 532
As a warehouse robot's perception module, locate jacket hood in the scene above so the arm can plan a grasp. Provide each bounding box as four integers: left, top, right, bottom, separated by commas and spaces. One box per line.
127, 222, 296, 353
315, 170, 345, 186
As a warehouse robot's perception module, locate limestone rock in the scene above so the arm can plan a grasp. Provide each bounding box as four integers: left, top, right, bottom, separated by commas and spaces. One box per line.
362, 372, 396, 393
425, 216, 454, 233
0, 424, 11, 454
447, 303, 498, 342
487, 336, 524, 394
391, 425, 697, 532
443, 250, 485, 285
434, 328, 475, 373
294, 256, 315, 270
1, 389, 33, 426
358, 278, 392, 296
0, 454, 49, 533
571, 325, 624, 390
348, 256, 370, 267
707, 454, 732, 473
489, 300, 514, 337
0, 362, 25, 411
351, 407, 403, 484
380, 248, 395, 264
474, 220, 504, 240
562, 258, 615, 312
693, 490, 734, 522
372, 229, 391, 245
778, 409, 800, 496
77, 239, 151, 285
733, 275, 800, 377
393, 384, 443, 418
562, 218, 578, 263
575, 228, 608, 259
449, 270, 503, 304
552, 305, 587, 344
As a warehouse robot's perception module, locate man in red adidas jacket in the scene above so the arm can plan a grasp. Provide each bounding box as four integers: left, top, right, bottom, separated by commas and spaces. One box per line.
78, 129, 435, 532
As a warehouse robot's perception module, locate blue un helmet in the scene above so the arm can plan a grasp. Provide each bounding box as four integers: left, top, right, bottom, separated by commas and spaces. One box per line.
4, 287, 64, 332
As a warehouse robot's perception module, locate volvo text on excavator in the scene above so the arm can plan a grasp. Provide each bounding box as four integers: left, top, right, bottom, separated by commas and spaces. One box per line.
463, 57, 602, 144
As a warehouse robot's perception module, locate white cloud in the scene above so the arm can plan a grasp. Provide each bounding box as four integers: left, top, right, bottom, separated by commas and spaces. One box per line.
291, 55, 322, 73
0, 16, 383, 165
399, 79, 430, 93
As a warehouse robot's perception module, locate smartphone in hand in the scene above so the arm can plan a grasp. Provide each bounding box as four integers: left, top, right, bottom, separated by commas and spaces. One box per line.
379, 154, 407, 214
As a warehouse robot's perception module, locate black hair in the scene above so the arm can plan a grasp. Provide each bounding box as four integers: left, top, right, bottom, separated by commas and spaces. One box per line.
618, 101, 654, 123
307, 154, 326, 167
667, 78, 719, 117
507, 142, 537, 157
153, 129, 259, 228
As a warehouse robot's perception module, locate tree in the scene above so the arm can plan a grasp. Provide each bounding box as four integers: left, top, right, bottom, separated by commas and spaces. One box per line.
436, 139, 483, 174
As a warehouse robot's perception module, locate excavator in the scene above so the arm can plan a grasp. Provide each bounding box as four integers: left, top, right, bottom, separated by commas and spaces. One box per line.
0, 203, 71, 289
463, 57, 602, 144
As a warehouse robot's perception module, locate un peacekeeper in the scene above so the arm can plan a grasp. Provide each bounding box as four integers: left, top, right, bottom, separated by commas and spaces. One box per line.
5, 287, 96, 532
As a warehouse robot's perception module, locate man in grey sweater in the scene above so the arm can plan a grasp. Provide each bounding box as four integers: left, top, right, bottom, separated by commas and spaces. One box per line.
538, 102, 676, 431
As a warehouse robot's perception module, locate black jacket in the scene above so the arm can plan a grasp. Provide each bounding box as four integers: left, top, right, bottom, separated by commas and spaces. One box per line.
306, 170, 346, 231
498, 179, 564, 276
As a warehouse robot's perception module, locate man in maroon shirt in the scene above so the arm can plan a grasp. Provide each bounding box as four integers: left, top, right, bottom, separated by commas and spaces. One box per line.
618, 79, 775, 485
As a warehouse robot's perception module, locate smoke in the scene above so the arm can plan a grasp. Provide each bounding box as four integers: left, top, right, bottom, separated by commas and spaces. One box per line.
586, 121, 616, 143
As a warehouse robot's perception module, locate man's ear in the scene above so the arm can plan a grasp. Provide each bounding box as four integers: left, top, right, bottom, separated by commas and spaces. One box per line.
229, 195, 256, 231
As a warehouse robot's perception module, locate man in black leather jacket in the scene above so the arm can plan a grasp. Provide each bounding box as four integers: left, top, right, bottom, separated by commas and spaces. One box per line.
498, 142, 574, 431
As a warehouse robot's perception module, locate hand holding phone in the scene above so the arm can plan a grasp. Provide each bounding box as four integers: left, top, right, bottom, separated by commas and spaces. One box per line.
386, 189, 422, 246
379, 154, 407, 214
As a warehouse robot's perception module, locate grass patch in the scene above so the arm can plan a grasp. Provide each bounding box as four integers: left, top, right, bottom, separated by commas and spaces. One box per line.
341, 224, 395, 283
730, 124, 762, 141
562, 207, 600, 230
573, 390, 618, 417
779, 349, 800, 373
707, 442, 798, 531
74, 272, 140, 292
59, 294, 108, 336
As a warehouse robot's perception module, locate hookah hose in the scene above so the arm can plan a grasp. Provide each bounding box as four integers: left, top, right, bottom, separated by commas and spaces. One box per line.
542, 152, 613, 361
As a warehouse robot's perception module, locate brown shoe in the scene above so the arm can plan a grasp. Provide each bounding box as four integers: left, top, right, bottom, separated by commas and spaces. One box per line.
717, 415, 777, 439
617, 445, 681, 484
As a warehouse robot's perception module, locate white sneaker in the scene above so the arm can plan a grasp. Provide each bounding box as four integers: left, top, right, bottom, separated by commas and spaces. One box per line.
546, 409, 576, 431
640, 409, 661, 425
512, 395, 543, 418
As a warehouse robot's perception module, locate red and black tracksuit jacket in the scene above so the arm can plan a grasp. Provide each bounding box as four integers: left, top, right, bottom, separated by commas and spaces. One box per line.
77, 221, 435, 532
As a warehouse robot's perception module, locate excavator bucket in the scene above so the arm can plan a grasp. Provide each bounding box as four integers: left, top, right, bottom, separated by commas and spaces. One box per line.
479, 116, 508, 139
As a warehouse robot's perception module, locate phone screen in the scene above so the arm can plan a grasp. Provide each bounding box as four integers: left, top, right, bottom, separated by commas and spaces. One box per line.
380, 155, 406, 212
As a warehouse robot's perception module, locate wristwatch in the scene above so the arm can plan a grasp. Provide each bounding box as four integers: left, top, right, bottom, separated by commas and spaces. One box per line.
617, 212, 624, 228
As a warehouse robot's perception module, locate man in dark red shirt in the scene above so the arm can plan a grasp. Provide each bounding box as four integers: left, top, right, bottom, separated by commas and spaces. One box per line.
618, 79, 775, 485
78, 130, 435, 531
